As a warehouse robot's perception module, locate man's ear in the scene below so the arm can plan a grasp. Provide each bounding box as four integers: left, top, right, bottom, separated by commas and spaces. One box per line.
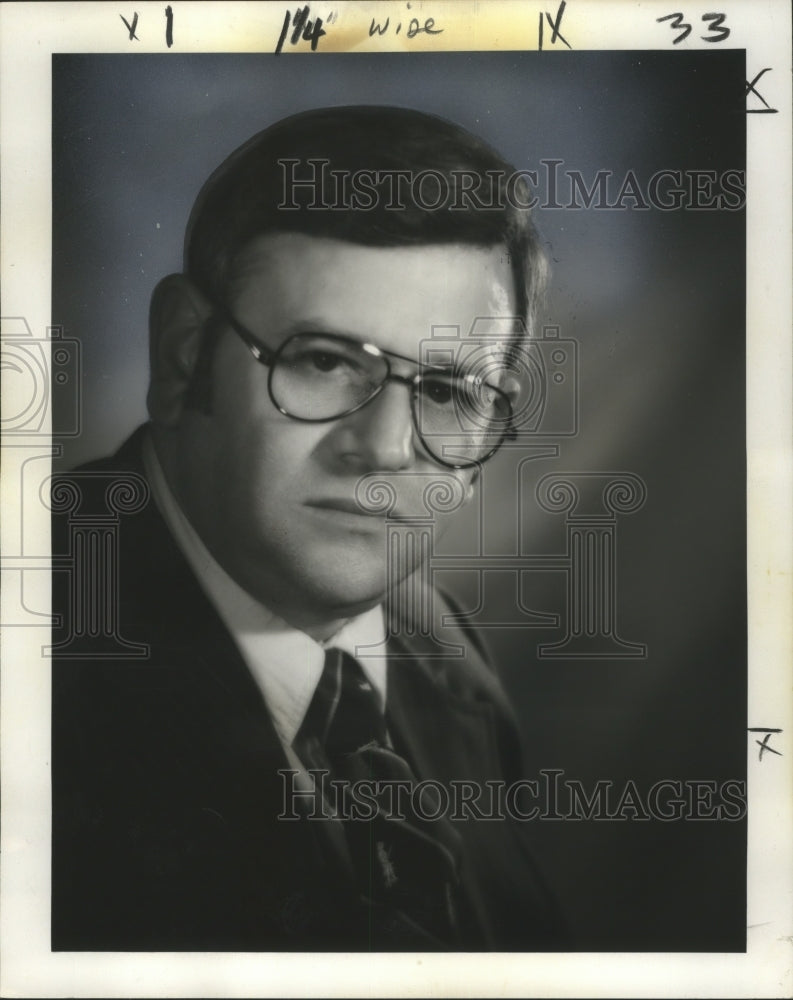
146, 274, 212, 427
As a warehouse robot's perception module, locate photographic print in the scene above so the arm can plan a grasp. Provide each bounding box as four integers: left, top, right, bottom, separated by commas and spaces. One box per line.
1, 2, 790, 996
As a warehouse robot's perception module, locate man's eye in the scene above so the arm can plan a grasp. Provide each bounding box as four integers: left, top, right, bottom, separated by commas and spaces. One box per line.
308, 350, 343, 373
293, 347, 363, 374
423, 379, 455, 405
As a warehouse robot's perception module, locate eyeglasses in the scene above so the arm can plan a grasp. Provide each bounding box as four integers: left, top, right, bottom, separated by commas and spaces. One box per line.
218, 308, 516, 470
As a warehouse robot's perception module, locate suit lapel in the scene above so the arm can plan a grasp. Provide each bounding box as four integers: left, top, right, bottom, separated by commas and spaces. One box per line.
385, 631, 503, 788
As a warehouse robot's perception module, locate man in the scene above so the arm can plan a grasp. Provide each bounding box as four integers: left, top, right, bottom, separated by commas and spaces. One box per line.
51, 106, 565, 951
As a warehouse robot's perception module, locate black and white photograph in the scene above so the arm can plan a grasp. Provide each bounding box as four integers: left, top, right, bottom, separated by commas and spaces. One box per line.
1, 1, 791, 996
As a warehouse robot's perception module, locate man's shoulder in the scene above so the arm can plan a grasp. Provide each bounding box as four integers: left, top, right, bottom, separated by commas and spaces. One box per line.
50, 424, 221, 666
50, 426, 153, 529
60, 425, 149, 476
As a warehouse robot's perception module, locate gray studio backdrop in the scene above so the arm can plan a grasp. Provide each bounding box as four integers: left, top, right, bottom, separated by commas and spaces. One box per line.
52, 50, 746, 950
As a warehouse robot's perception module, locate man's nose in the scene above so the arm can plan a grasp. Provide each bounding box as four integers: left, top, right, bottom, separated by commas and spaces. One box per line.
338, 382, 416, 471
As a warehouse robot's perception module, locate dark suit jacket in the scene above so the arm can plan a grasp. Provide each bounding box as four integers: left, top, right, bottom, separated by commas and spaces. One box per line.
51, 427, 566, 951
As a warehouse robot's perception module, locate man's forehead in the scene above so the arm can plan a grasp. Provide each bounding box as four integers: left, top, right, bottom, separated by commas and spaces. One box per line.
227, 232, 517, 357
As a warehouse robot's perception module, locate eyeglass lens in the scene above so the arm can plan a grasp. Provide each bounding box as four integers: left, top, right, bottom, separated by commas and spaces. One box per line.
270, 333, 510, 465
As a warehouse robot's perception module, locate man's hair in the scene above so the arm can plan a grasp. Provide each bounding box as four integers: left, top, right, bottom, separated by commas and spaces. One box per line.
180, 105, 548, 408
186, 105, 547, 325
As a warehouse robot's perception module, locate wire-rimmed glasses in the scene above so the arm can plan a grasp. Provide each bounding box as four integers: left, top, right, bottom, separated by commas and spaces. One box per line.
218, 308, 516, 470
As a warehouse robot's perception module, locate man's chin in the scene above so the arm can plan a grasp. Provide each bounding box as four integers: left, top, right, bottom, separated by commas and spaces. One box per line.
241, 538, 423, 628
278, 587, 386, 641
257, 555, 389, 626
304, 574, 388, 619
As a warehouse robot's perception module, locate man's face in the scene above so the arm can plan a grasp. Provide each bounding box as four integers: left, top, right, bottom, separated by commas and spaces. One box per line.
167, 232, 516, 631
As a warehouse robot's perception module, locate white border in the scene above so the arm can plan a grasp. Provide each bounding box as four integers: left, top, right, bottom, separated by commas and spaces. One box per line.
1, 2, 791, 996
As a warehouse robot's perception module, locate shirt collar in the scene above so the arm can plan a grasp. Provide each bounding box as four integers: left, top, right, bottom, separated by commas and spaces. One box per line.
141, 429, 387, 747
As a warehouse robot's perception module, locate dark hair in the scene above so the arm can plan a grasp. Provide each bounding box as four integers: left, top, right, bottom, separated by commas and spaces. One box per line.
187, 105, 546, 318
181, 105, 548, 408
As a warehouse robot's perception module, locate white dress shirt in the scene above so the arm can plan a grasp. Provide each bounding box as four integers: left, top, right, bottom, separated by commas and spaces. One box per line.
141, 431, 387, 765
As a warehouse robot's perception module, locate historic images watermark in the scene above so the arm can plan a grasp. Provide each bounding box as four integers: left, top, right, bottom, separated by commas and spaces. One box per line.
279, 159, 746, 213
278, 768, 747, 822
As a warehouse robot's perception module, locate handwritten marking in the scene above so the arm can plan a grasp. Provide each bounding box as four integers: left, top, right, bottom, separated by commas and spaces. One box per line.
745, 68, 778, 114
369, 5, 442, 40
120, 11, 140, 41
275, 5, 328, 54
539, 1, 571, 51
748, 728, 783, 761
656, 12, 691, 44
701, 12, 729, 42
407, 15, 441, 37
657, 12, 730, 44
164, 5, 174, 47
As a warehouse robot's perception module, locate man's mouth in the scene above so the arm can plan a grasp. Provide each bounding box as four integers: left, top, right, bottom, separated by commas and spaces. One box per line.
306, 498, 386, 517
304, 499, 412, 522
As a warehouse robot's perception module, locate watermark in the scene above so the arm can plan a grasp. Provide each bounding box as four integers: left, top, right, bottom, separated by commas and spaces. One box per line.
278, 768, 746, 822
1, 317, 81, 437
417, 322, 578, 441
279, 159, 746, 213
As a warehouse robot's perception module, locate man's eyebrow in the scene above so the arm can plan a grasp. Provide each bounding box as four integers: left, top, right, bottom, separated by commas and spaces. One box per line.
279, 319, 354, 337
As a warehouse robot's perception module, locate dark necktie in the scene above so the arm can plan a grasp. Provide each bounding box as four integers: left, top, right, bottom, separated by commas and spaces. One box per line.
294, 647, 462, 947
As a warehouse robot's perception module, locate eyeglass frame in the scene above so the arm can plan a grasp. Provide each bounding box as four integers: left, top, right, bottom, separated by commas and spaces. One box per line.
211, 303, 517, 470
